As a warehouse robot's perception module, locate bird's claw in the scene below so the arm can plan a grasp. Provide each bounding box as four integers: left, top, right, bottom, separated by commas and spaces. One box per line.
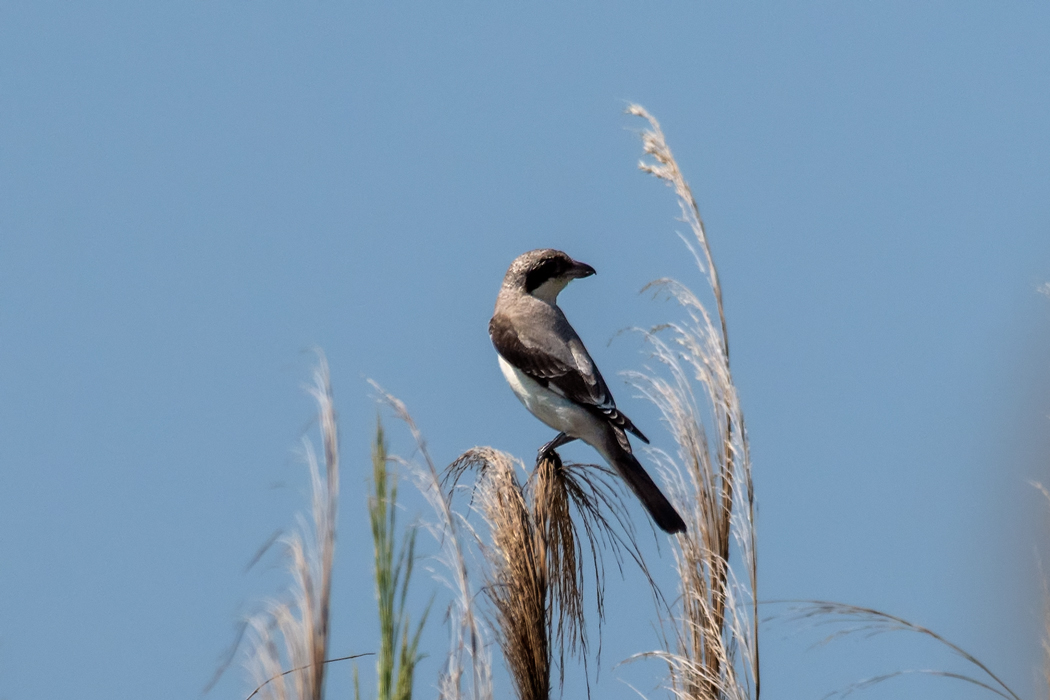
536, 432, 576, 464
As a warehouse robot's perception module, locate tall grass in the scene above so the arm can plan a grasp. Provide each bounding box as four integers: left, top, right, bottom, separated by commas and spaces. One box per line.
366, 420, 428, 700
243, 355, 340, 700
444, 448, 646, 700
370, 382, 493, 700
449, 448, 550, 700
624, 104, 759, 700
240, 362, 426, 700
620, 109, 1037, 700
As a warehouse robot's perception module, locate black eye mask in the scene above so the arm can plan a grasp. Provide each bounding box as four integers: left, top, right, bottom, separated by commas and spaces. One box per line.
525, 258, 568, 293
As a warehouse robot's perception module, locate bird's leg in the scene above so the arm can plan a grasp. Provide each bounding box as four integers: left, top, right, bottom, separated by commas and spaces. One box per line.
538, 432, 576, 461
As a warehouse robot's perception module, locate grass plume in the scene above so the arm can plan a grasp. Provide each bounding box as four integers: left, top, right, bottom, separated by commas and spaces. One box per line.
244, 354, 340, 700
625, 104, 759, 700
446, 448, 647, 700
449, 448, 550, 700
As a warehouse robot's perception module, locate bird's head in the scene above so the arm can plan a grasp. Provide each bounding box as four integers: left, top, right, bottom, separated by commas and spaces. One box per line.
504, 249, 596, 304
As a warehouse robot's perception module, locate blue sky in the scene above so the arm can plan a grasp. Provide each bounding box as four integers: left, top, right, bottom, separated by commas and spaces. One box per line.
2, 3, 1049, 700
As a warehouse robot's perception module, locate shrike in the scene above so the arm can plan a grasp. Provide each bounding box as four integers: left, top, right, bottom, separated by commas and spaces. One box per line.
489, 249, 686, 534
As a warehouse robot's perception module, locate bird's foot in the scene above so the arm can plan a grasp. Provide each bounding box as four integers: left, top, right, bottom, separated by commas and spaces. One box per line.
537, 432, 576, 463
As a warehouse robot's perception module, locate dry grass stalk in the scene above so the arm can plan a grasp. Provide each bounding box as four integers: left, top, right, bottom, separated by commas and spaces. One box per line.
450, 448, 550, 700
446, 448, 649, 700
625, 104, 759, 700
244, 355, 339, 700
369, 382, 493, 700
786, 601, 1022, 700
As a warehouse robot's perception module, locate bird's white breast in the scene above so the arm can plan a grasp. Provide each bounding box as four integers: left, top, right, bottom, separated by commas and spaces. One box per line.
497, 354, 603, 445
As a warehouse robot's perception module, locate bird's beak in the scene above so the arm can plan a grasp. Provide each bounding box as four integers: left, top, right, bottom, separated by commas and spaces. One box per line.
569, 260, 596, 279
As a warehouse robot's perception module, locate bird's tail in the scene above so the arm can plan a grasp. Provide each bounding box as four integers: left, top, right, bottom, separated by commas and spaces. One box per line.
604, 441, 686, 534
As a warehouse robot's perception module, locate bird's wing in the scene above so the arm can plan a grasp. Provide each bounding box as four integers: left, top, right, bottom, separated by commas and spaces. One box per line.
489, 311, 649, 445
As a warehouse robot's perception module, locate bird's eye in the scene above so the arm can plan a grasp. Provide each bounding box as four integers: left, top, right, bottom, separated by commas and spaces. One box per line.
525, 258, 561, 292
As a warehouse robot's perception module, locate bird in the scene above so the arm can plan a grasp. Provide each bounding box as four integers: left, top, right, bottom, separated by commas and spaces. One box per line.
489, 248, 687, 534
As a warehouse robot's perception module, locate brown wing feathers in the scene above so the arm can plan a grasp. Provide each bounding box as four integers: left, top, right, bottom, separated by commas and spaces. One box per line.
489, 313, 649, 444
